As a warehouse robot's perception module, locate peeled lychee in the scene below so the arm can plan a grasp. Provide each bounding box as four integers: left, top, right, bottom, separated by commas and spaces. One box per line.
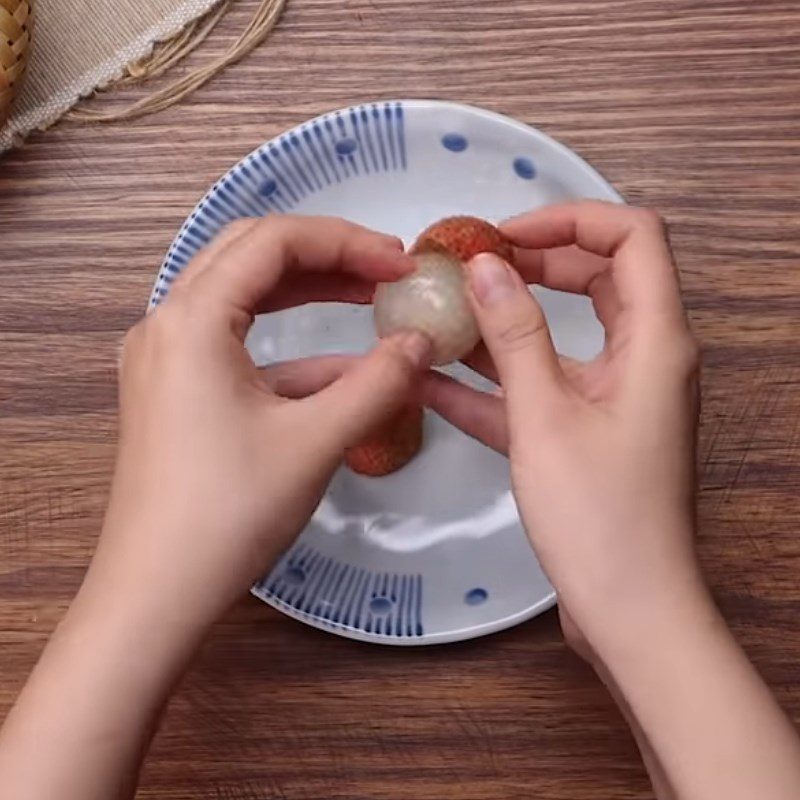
373, 250, 480, 366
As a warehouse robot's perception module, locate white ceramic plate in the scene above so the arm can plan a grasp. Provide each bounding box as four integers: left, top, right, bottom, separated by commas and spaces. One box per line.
152, 100, 621, 645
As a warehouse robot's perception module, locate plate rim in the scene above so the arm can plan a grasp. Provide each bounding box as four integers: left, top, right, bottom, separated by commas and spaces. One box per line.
153, 98, 623, 645
252, 582, 557, 646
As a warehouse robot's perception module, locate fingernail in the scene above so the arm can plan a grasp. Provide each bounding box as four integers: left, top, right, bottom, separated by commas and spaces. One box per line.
469, 254, 516, 307
395, 330, 433, 368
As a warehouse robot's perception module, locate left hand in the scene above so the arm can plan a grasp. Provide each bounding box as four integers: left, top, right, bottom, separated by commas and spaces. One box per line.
0, 218, 433, 800
86, 215, 432, 628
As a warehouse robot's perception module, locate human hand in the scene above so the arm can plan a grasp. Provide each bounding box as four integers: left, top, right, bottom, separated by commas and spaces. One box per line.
418, 203, 800, 800
421, 201, 702, 649
0, 216, 434, 800
87, 216, 431, 630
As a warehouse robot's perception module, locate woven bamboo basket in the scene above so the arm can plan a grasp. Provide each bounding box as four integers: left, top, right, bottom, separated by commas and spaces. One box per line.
0, 0, 32, 126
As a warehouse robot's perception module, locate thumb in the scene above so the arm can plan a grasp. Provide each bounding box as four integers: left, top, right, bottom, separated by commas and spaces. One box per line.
304, 330, 432, 451
466, 253, 564, 412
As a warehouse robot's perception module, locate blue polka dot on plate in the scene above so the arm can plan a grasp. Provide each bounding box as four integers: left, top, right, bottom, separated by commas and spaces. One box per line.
335, 138, 358, 156
369, 596, 393, 614
513, 157, 536, 179
284, 566, 306, 585
259, 178, 278, 197
465, 587, 488, 606
441, 132, 468, 152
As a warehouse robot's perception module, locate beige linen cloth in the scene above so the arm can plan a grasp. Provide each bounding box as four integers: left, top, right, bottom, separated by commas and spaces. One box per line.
1, 0, 220, 150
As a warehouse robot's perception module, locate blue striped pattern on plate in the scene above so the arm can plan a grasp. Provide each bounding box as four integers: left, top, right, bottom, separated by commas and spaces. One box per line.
254, 544, 423, 638
151, 101, 406, 307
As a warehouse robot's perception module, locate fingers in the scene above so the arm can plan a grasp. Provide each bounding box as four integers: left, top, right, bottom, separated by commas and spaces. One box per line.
421, 371, 508, 454
512, 245, 621, 332
299, 332, 433, 451
182, 215, 414, 321
260, 355, 356, 398
463, 342, 598, 398
264, 351, 511, 454
169, 218, 260, 296
466, 253, 566, 414
501, 201, 684, 326
512, 243, 610, 293
259, 273, 377, 313
462, 342, 499, 383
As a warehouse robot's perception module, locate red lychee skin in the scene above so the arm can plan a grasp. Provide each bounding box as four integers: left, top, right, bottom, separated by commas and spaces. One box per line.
345, 403, 423, 477
411, 215, 514, 264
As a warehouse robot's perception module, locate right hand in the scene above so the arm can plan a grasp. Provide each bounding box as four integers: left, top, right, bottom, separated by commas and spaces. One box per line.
422, 201, 702, 650
261, 205, 800, 800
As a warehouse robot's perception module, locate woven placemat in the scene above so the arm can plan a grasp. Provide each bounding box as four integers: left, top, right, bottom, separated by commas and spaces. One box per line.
1, 0, 286, 151
0, 0, 32, 127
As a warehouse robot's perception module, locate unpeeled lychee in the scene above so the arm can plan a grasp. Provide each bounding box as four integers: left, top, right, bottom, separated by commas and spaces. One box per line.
412, 215, 515, 264
344, 403, 423, 477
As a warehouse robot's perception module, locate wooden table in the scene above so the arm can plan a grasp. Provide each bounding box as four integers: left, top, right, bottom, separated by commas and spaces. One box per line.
2, 1, 799, 797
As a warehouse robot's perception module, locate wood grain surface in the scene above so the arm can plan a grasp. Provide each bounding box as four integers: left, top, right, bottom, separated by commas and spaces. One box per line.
2, 1, 800, 797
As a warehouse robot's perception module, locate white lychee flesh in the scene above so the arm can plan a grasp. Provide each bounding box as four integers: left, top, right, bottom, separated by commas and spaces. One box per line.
373, 251, 479, 365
